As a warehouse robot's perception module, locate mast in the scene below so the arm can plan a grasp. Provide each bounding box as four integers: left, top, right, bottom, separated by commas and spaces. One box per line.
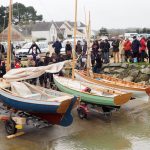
6, 0, 12, 71
72, 0, 78, 80
86, 11, 93, 78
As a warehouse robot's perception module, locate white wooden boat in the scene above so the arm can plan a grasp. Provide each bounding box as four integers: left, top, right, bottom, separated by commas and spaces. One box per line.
0, 80, 77, 127
75, 70, 150, 101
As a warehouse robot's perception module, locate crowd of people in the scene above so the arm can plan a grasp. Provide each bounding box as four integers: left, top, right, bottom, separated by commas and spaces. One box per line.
0, 36, 150, 79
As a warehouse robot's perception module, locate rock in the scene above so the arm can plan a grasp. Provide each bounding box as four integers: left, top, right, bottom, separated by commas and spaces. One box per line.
115, 68, 125, 74
129, 64, 137, 69
113, 74, 120, 78
109, 67, 117, 72
121, 63, 129, 69
103, 68, 110, 73
123, 76, 134, 82
129, 70, 140, 78
102, 64, 109, 68
140, 65, 146, 69
134, 74, 149, 82
138, 81, 146, 85
109, 63, 122, 67
140, 68, 150, 75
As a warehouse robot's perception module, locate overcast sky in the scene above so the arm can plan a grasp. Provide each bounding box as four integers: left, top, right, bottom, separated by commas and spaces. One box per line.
2, 0, 150, 29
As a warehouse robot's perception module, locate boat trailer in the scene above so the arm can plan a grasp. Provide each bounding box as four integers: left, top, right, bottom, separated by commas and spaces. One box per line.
77, 101, 120, 120
0, 104, 51, 138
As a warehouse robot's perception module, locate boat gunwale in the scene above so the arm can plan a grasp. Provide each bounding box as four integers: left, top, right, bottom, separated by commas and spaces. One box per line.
0, 87, 72, 105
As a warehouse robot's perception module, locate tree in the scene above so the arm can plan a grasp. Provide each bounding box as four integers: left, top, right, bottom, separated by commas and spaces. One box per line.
0, 6, 9, 32
136, 28, 141, 34
98, 27, 109, 36
142, 28, 147, 33
0, 3, 43, 32
12, 3, 43, 25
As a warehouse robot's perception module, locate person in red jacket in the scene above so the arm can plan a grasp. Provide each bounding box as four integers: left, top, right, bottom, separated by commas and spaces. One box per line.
14, 59, 21, 69
140, 37, 147, 62
124, 38, 132, 62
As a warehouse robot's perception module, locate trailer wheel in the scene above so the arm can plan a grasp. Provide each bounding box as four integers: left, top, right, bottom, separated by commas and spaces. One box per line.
77, 108, 87, 119
5, 119, 17, 135
102, 107, 112, 120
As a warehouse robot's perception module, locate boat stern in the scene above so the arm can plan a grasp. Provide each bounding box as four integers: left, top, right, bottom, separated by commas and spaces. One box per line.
59, 96, 78, 127
114, 93, 132, 106
145, 87, 150, 96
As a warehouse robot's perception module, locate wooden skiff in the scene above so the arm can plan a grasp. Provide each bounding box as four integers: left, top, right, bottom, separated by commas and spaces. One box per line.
0, 80, 77, 127
53, 75, 132, 107
75, 70, 150, 101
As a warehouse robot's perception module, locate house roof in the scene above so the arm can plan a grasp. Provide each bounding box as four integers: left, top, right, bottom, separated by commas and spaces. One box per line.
54, 21, 64, 28
32, 22, 52, 31
67, 21, 86, 27
13, 25, 31, 37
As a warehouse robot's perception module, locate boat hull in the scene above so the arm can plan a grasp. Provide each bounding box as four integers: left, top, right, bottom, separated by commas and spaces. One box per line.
75, 70, 150, 101
0, 89, 77, 127
54, 76, 120, 107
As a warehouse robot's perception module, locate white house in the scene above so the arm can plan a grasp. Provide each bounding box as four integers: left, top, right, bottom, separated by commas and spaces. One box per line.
31, 21, 87, 42
32, 22, 57, 42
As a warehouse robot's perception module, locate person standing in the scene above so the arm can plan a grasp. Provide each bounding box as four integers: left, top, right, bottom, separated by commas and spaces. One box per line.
93, 52, 103, 73
52, 40, 62, 55
132, 36, 140, 62
92, 40, 99, 57
83, 40, 87, 55
0, 61, 6, 77
76, 40, 82, 56
99, 40, 105, 62
14, 58, 21, 69
124, 38, 132, 62
140, 37, 147, 62
0, 43, 5, 62
65, 41, 72, 60
28, 41, 41, 61
44, 52, 51, 66
119, 37, 125, 63
37, 57, 45, 87
112, 38, 120, 63
27, 56, 37, 85
147, 37, 150, 63
103, 39, 110, 64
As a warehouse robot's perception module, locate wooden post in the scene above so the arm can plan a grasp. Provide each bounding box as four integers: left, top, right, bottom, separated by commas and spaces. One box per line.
6, 0, 12, 71
72, 0, 78, 80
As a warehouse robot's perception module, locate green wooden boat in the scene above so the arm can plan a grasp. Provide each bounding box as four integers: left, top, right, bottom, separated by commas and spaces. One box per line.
53, 75, 132, 107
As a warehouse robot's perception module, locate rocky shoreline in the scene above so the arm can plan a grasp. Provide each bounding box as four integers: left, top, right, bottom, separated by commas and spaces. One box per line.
101, 63, 150, 85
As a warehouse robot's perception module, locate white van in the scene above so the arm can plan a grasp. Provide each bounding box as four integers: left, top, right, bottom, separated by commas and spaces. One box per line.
124, 33, 139, 41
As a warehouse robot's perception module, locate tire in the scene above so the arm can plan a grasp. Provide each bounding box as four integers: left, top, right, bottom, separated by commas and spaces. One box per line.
77, 108, 87, 119
5, 119, 17, 135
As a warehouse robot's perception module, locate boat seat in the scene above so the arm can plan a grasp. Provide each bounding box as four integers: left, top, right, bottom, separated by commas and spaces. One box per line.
11, 82, 32, 97
24, 93, 41, 100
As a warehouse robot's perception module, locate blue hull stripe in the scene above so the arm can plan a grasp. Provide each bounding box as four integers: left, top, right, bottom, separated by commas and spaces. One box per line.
0, 95, 59, 113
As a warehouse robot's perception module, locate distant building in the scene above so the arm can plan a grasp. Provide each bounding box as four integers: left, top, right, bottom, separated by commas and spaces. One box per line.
0, 21, 90, 42
31, 21, 87, 42
0, 25, 32, 42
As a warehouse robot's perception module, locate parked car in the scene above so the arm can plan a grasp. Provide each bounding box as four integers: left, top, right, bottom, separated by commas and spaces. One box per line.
15, 42, 49, 58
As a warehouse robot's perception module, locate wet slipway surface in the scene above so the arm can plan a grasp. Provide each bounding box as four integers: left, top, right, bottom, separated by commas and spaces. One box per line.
0, 99, 150, 150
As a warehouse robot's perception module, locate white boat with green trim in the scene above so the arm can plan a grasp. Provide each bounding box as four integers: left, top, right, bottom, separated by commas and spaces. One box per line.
53, 75, 132, 107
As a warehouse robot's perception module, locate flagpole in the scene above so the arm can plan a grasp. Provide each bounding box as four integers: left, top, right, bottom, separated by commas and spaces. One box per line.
72, 0, 78, 80
6, 0, 12, 71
